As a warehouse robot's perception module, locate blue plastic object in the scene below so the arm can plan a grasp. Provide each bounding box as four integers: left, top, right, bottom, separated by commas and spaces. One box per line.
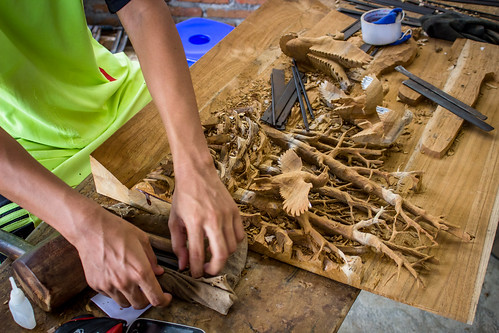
175, 18, 234, 67
373, 8, 403, 24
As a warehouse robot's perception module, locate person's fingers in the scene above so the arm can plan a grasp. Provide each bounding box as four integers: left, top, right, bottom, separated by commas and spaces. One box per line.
203, 225, 229, 276
122, 285, 150, 310
144, 238, 165, 276
168, 214, 189, 270
233, 211, 246, 242
138, 274, 172, 308
109, 290, 131, 308
223, 215, 237, 254
186, 223, 205, 278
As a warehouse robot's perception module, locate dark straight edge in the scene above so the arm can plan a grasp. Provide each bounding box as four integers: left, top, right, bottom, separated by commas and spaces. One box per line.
395, 66, 487, 120
337, 7, 364, 19
271, 72, 276, 126
337, 7, 422, 27
292, 65, 310, 131
360, 43, 373, 53
261, 71, 302, 127
272, 68, 286, 100
438, 0, 499, 7
292, 59, 314, 120
355, 4, 379, 11
117, 33, 129, 53
276, 90, 298, 128
366, 0, 436, 15
342, 19, 362, 40
421, 0, 499, 20
92, 25, 102, 42
347, 0, 380, 8
402, 80, 493, 131
111, 27, 124, 54
370, 47, 380, 56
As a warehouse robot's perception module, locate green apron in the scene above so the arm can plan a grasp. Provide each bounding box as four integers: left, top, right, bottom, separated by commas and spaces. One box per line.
0, 1, 152, 231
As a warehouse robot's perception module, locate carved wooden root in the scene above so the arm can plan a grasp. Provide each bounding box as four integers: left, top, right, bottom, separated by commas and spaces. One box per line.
244, 213, 362, 285
262, 125, 472, 242
305, 209, 424, 284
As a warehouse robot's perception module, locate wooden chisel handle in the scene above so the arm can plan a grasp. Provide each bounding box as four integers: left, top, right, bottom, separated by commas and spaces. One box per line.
148, 233, 173, 253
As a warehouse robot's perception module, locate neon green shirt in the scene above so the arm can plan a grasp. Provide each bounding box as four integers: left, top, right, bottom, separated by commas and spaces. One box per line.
0, 1, 151, 230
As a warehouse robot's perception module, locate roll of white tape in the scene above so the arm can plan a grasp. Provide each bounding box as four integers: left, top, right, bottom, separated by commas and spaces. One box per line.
361, 8, 405, 45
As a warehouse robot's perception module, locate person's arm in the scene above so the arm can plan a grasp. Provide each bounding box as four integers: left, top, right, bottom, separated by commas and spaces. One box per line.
0, 127, 171, 309
116, 0, 245, 278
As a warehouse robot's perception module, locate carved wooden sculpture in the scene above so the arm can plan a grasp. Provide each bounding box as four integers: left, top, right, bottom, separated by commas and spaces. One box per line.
250, 150, 329, 216
279, 33, 372, 90
130, 104, 471, 286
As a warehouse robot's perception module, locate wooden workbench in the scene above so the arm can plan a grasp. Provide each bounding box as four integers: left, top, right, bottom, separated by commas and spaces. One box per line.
0, 0, 361, 332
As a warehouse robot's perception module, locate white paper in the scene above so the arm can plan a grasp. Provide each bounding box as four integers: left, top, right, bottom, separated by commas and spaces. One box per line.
91, 293, 151, 325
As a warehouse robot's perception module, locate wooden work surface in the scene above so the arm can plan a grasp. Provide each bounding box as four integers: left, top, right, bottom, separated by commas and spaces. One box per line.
0, 0, 498, 330
0, 1, 361, 332
89, 0, 499, 325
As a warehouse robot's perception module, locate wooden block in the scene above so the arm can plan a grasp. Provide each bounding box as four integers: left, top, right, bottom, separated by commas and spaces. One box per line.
419, 39, 498, 158
365, 37, 418, 76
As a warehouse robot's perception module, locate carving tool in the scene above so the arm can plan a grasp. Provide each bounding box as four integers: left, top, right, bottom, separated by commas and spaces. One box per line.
292, 63, 309, 131
271, 72, 276, 126
292, 59, 315, 120
395, 66, 493, 131
341, 19, 362, 40
261, 69, 304, 129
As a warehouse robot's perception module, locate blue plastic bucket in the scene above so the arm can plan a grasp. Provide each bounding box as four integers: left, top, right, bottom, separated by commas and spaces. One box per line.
175, 18, 234, 66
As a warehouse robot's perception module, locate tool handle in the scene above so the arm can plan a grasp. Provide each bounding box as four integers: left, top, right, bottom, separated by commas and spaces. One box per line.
0, 229, 33, 261
148, 233, 173, 253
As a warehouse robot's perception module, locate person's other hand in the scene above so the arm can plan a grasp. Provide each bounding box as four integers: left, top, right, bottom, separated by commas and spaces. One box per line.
168, 162, 245, 278
74, 208, 172, 309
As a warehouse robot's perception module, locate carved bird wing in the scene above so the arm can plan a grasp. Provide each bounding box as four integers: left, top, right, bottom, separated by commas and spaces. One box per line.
249, 177, 278, 192
279, 176, 313, 217
279, 149, 303, 174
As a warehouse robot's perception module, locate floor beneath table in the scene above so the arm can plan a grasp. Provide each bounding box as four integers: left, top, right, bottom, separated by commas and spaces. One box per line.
339, 255, 499, 332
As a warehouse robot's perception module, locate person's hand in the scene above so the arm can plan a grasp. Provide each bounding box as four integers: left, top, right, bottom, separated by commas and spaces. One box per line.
168, 161, 245, 278
74, 208, 172, 309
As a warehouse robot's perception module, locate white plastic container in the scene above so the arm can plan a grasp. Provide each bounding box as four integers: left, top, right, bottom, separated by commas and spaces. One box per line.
9, 277, 36, 330
361, 8, 405, 45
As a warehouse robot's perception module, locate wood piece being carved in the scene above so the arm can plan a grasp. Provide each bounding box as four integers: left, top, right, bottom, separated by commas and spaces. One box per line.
280, 33, 372, 90
309, 54, 352, 90
365, 38, 418, 76
250, 150, 329, 216
320, 75, 384, 124
352, 107, 414, 146
126, 78, 472, 288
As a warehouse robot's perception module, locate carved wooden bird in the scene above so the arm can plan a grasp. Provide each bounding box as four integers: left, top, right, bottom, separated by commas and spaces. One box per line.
250, 150, 329, 216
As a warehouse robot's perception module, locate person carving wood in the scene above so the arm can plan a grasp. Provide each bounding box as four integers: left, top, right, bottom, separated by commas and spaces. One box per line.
0, 0, 245, 310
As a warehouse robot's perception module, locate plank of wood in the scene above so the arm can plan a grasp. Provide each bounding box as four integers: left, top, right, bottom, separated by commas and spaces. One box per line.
419, 39, 498, 158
